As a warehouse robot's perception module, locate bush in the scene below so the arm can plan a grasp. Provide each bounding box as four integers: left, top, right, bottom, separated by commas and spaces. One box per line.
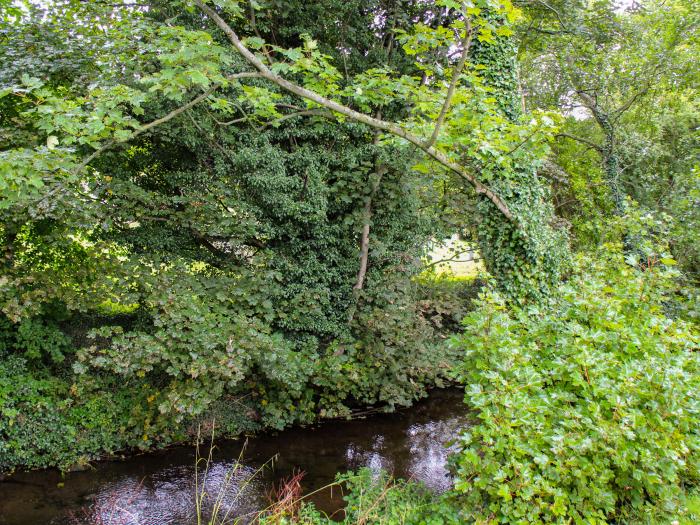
0, 355, 155, 472
0, 272, 476, 474
450, 245, 700, 523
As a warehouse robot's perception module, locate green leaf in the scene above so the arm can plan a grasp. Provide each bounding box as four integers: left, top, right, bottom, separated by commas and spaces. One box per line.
245, 36, 265, 50
660, 257, 677, 266
187, 70, 210, 86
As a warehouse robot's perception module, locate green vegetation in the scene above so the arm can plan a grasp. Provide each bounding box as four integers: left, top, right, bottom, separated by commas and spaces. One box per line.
257, 241, 699, 525
450, 244, 699, 523
264, 469, 461, 525
1, 0, 699, 523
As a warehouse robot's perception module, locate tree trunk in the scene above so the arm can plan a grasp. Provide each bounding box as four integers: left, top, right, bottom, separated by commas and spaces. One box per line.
577, 91, 626, 216
353, 166, 386, 291
470, 14, 570, 302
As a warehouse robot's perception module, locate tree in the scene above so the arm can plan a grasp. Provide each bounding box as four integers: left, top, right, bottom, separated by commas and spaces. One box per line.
2, 0, 569, 307
0, 0, 568, 438
519, 0, 698, 222
189, 0, 569, 300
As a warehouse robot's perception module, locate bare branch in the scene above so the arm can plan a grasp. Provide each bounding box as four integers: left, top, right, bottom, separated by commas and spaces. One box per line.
611, 87, 649, 121
532, 0, 568, 31
185, 110, 237, 165
261, 109, 334, 129
353, 166, 386, 291
74, 72, 261, 175
505, 128, 540, 156
575, 90, 598, 111
247, 1, 272, 62
556, 132, 603, 153
425, 16, 472, 149
353, 121, 385, 291
424, 249, 480, 269
212, 116, 248, 126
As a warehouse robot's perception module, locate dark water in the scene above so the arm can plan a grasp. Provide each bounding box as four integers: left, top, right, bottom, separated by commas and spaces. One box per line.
0, 389, 468, 525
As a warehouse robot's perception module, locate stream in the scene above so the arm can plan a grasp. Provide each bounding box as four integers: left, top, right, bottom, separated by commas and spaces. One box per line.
0, 388, 468, 525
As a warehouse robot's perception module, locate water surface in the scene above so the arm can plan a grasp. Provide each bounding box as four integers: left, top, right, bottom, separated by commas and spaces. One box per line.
0, 388, 468, 524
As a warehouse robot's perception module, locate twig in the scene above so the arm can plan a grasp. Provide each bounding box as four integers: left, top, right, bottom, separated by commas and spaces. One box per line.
555, 132, 603, 153
425, 16, 472, 148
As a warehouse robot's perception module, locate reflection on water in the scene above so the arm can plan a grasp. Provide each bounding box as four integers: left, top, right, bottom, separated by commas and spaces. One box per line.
74, 463, 266, 525
407, 419, 463, 492
0, 389, 468, 525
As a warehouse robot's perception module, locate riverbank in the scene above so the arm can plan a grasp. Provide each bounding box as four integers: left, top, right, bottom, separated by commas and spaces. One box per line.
0, 389, 468, 525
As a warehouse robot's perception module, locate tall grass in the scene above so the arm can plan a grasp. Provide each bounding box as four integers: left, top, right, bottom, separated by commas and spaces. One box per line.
194, 423, 271, 525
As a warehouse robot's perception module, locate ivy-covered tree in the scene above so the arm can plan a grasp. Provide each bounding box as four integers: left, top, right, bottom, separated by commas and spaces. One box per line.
468, 10, 568, 300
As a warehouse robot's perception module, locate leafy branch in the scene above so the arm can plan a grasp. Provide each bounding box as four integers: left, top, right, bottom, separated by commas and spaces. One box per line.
193, 0, 515, 221
74, 71, 261, 175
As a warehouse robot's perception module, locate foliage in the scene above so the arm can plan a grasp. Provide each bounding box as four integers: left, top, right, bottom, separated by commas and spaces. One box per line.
0, 0, 565, 473
0, 315, 71, 364
0, 272, 475, 473
468, 17, 569, 303
1, 14, 698, 525
0, 353, 169, 472
666, 165, 700, 285
1, 0, 568, 314
260, 468, 460, 525
450, 243, 700, 523
518, 0, 699, 272
244, 467, 700, 524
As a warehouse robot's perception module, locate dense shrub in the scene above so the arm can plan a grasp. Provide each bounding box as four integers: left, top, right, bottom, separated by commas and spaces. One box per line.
0, 274, 475, 474
0, 354, 159, 472
450, 245, 700, 523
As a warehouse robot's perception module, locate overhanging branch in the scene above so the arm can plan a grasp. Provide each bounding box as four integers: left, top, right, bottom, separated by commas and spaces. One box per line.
194, 0, 514, 222
74, 71, 261, 176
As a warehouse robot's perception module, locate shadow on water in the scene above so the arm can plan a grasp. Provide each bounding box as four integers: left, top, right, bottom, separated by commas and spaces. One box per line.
0, 388, 469, 525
